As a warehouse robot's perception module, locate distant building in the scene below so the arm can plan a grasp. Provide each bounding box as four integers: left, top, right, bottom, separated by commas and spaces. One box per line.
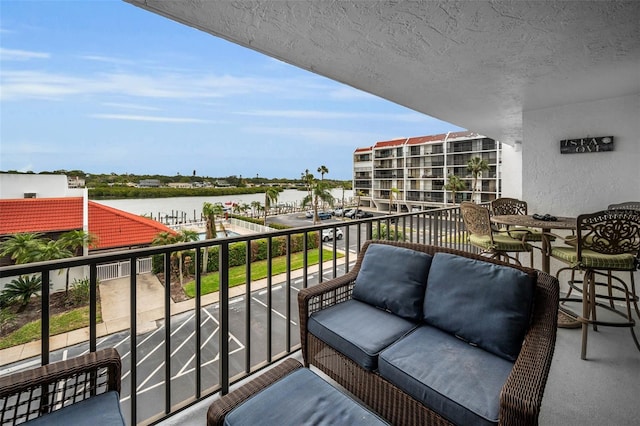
353, 131, 501, 211
167, 182, 192, 189
138, 179, 161, 188
67, 176, 85, 188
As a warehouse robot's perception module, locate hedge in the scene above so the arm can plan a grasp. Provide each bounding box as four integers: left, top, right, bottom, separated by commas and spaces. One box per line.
152, 232, 320, 275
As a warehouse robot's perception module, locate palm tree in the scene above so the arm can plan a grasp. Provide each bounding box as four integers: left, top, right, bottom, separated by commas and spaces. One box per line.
340, 181, 349, 213
0, 230, 96, 294
202, 202, 224, 272
389, 187, 400, 214
250, 201, 261, 218
175, 230, 199, 285
302, 180, 334, 224
55, 230, 97, 293
301, 169, 314, 200
202, 202, 223, 239
0, 232, 45, 264
444, 174, 466, 205
467, 156, 490, 203
356, 190, 365, 209
152, 230, 198, 287
57, 230, 97, 259
264, 187, 279, 226
317, 165, 329, 180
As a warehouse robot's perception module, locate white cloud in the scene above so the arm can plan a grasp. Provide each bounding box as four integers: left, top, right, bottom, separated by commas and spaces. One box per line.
0, 47, 50, 61
237, 109, 434, 122
90, 113, 209, 123
80, 55, 135, 65
0, 69, 324, 101
101, 102, 160, 111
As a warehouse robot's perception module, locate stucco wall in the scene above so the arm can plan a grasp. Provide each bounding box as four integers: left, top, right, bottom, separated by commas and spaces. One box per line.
0, 174, 84, 199
522, 94, 639, 217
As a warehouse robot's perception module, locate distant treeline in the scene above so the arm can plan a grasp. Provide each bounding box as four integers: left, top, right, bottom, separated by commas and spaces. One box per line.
89, 186, 275, 200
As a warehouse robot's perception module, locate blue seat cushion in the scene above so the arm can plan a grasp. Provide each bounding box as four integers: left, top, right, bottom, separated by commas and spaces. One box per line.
379, 326, 514, 426
225, 368, 389, 425
352, 243, 433, 320
423, 253, 536, 361
25, 391, 124, 425
308, 299, 418, 370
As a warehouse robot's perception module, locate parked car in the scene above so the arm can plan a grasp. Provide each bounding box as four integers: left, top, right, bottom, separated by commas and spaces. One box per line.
321, 228, 344, 242
305, 210, 313, 218
356, 210, 374, 218
334, 208, 344, 217
318, 211, 332, 220
344, 209, 358, 218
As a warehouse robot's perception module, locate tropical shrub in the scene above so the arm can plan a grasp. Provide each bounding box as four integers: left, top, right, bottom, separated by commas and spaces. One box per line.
1, 275, 43, 311
66, 278, 92, 307
373, 224, 406, 241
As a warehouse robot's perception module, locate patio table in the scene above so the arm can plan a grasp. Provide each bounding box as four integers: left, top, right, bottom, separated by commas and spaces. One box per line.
491, 214, 576, 274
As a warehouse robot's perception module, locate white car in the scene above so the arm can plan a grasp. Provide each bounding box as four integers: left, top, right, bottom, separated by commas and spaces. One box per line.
321, 228, 344, 242
305, 210, 313, 218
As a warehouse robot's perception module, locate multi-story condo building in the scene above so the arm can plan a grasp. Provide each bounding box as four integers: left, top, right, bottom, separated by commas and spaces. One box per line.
353, 131, 501, 212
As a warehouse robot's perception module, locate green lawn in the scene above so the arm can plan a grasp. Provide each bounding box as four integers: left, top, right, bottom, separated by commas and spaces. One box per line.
0, 306, 102, 350
183, 249, 343, 297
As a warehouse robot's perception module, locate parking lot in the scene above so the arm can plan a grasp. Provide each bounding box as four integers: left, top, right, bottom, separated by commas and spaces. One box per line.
1, 256, 356, 423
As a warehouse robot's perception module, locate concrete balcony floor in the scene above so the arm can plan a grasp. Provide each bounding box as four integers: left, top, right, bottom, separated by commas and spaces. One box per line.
161, 270, 640, 425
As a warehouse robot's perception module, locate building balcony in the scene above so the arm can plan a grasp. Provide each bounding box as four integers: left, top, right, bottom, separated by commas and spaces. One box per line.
1, 208, 638, 425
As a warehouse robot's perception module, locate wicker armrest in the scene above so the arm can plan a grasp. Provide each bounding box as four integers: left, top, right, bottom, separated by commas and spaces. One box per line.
499, 272, 559, 425
207, 358, 303, 426
0, 348, 121, 424
297, 270, 359, 365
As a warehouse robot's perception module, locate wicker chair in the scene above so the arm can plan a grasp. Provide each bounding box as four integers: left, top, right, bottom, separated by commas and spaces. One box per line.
299, 240, 559, 426
461, 201, 533, 266
490, 197, 547, 242
0, 348, 123, 424
550, 209, 640, 359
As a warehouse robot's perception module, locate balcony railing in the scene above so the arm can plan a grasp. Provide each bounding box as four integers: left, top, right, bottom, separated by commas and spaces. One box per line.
0, 207, 471, 425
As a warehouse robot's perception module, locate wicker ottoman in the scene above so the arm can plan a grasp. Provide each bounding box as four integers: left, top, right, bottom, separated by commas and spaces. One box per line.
207, 358, 389, 426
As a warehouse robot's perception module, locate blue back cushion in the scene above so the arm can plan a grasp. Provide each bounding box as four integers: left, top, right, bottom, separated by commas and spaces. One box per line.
352, 244, 433, 320
423, 253, 536, 361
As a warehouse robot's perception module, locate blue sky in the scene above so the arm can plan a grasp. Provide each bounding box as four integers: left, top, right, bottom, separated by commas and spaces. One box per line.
0, 0, 464, 180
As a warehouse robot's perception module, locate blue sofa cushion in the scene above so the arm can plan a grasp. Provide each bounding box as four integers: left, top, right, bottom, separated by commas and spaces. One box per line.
25, 391, 124, 425
225, 367, 389, 425
423, 253, 536, 361
352, 243, 433, 320
308, 299, 418, 370
379, 325, 514, 426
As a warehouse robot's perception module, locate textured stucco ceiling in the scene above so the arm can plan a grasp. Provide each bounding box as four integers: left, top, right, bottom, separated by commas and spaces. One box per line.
125, 0, 640, 145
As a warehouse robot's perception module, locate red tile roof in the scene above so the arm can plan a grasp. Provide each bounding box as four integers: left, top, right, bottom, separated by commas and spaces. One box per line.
88, 202, 177, 250
0, 198, 83, 234
373, 138, 407, 149
354, 146, 373, 153
0, 198, 176, 250
362, 131, 484, 149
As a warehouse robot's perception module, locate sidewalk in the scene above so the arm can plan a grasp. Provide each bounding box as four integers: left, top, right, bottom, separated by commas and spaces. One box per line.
0, 255, 348, 367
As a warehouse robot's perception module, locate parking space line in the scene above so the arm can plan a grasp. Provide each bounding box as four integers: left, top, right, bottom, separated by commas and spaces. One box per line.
258, 284, 282, 296
171, 314, 211, 357
251, 296, 297, 326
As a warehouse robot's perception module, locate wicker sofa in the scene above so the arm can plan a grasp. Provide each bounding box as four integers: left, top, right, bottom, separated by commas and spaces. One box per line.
298, 240, 559, 426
